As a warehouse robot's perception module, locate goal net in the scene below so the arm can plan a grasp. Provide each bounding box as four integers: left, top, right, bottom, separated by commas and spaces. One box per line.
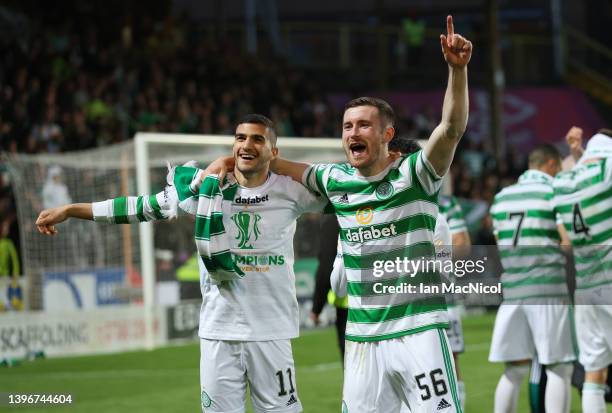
5, 133, 345, 348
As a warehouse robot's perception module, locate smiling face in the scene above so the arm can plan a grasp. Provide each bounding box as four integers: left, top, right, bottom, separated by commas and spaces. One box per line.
233, 122, 278, 177
342, 105, 395, 175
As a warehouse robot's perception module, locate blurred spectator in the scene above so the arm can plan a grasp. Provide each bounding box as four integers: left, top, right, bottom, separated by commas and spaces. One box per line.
41, 165, 71, 209
0, 5, 526, 261
0, 218, 20, 277
460, 140, 486, 178
398, 12, 426, 69
413, 105, 438, 139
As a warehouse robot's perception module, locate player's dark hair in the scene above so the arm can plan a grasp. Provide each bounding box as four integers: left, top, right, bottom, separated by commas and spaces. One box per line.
344, 97, 395, 128
238, 114, 278, 147
388, 136, 421, 155
597, 128, 612, 138
528, 144, 561, 169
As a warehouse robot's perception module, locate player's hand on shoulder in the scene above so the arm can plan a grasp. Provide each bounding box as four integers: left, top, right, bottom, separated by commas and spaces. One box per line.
440, 15, 472, 68
36, 206, 69, 236
201, 156, 234, 185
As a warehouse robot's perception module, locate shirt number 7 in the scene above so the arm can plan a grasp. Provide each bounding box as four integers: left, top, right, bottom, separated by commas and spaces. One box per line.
509, 212, 525, 247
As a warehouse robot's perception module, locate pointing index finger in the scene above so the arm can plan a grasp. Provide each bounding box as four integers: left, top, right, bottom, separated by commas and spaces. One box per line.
447, 15, 454, 37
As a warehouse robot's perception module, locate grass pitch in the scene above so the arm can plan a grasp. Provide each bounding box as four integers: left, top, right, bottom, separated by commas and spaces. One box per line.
0, 312, 607, 412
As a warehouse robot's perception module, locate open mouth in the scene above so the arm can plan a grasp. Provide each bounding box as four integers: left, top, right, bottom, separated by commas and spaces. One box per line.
239, 153, 256, 160
349, 142, 367, 157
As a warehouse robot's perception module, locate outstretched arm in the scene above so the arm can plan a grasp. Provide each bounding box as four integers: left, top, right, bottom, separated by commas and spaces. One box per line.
36, 203, 93, 235
36, 161, 214, 236
423, 15, 472, 176
36, 191, 173, 236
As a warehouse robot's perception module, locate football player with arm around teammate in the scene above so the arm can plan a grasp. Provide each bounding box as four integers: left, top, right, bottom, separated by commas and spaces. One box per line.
265, 15, 471, 413
36, 114, 328, 413
489, 144, 576, 413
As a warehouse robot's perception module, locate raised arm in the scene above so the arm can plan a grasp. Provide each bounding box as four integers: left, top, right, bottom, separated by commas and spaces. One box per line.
423, 15, 472, 176
565, 126, 584, 162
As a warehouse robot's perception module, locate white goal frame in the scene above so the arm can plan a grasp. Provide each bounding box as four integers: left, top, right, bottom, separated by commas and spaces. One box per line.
134, 132, 343, 349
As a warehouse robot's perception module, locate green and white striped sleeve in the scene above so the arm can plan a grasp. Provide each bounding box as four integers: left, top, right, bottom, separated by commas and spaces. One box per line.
302, 163, 332, 197
92, 192, 170, 224
91, 163, 203, 224
399, 151, 444, 196
415, 151, 444, 195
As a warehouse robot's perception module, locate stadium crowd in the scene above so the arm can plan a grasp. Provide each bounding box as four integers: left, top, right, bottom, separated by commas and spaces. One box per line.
0, 10, 518, 275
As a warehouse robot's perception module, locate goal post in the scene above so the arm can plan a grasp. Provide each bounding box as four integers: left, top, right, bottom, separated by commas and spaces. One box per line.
134, 132, 345, 349
4, 133, 345, 354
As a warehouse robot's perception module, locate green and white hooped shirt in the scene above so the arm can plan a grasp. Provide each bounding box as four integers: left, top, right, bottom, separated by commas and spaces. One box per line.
303, 150, 448, 342
490, 169, 568, 301
553, 158, 612, 291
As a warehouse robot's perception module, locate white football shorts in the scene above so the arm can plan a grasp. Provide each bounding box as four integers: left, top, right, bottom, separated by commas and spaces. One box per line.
342, 328, 462, 413
199, 339, 302, 413
489, 298, 576, 365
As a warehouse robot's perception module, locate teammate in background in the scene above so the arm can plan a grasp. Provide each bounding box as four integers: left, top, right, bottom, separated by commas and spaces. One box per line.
529, 126, 585, 413
439, 195, 471, 251
36, 114, 328, 413
489, 144, 576, 413
269, 15, 471, 413
552, 128, 612, 413
41, 166, 71, 209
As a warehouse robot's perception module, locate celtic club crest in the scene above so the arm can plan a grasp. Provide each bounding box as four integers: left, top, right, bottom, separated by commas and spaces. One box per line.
375, 181, 394, 200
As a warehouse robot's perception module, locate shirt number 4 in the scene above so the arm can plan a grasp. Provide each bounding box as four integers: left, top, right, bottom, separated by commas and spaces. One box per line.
572, 203, 590, 237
